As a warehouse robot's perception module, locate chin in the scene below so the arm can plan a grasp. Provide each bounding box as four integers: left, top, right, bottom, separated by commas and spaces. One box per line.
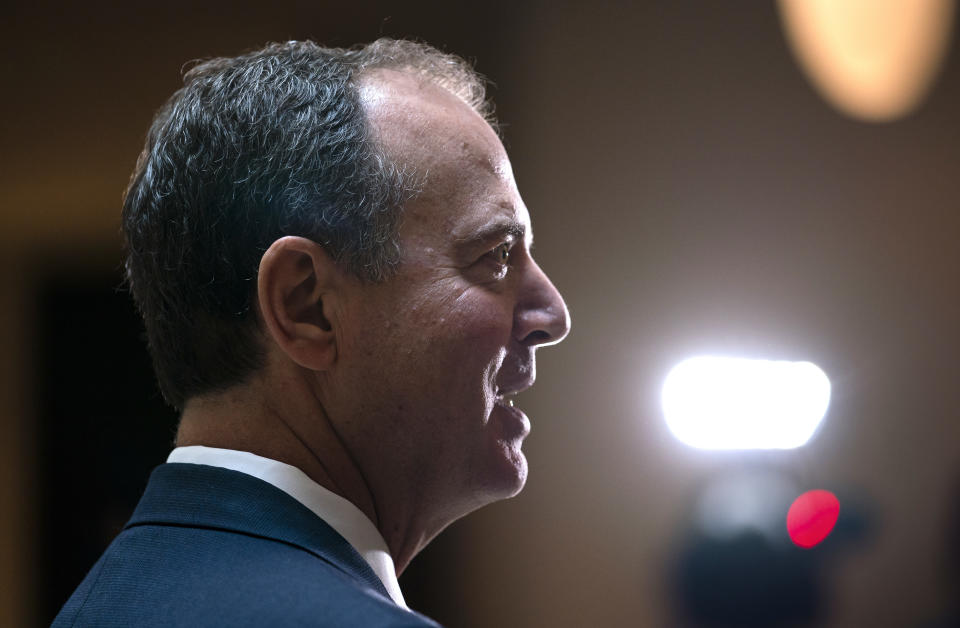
477, 443, 529, 502
444, 450, 527, 526
502, 448, 529, 497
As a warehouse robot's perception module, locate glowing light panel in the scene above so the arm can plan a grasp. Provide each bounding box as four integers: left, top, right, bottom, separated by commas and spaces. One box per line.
661, 356, 830, 450
787, 489, 840, 548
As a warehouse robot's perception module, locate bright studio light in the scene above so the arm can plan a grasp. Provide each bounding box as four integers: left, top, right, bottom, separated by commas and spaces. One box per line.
661, 356, 831, 450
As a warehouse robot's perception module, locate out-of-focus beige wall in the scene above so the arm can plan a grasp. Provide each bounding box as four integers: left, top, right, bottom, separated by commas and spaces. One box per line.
457, 3, 960, 627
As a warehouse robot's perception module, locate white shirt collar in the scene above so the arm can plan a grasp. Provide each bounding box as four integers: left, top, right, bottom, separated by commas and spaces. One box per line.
166, 445, 407, 609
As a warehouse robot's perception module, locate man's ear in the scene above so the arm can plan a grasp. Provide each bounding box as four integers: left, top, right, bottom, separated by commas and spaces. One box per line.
257, 236, 344, 371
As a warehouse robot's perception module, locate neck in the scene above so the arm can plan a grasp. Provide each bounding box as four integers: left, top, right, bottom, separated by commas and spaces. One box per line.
175, 366, 469, 576
176, 371, 381, 534
378, 495, 468, 574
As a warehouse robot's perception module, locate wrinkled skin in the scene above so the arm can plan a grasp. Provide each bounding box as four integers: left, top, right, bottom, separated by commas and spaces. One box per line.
317, 70, 571, 563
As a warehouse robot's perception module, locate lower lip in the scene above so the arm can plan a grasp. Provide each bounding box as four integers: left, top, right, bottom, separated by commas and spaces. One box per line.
493, 399, 531, 438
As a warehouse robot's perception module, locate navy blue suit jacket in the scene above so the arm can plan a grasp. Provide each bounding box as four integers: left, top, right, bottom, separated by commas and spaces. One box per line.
53, 463, 441, 627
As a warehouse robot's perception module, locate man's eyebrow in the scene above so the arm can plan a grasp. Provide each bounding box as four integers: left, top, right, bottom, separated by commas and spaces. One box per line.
457, 220, 530, 247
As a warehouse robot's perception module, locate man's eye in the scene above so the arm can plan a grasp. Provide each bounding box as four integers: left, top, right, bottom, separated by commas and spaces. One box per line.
489, 242, 511, 265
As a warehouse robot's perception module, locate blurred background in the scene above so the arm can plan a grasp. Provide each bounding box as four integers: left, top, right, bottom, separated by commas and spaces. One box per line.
2, 1, 959, 626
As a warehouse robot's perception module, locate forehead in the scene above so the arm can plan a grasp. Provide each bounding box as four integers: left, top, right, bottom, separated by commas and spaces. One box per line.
359, 70, 530, 248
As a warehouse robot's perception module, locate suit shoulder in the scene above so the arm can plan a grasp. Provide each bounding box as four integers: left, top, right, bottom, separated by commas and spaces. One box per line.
54, 523, 441, 627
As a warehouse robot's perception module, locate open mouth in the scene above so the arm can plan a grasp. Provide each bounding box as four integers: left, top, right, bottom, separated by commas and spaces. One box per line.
492, 389, 531, 438
494, 373, 534, 411
495, 392, 519, 408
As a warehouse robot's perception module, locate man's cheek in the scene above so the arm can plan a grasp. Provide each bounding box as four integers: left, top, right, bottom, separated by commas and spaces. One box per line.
448, 302, 506, 346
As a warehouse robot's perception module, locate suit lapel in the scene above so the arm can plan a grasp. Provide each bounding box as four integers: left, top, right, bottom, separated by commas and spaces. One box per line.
126, 463, 392, 599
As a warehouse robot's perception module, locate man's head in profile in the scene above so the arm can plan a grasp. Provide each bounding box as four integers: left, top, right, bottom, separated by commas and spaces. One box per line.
57, 39, 569, 626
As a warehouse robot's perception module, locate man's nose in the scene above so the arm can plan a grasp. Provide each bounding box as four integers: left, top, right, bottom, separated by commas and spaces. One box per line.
514, 258, 571, 347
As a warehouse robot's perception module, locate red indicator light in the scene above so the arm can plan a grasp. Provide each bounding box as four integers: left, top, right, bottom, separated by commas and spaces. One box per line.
787, 489, 840, 548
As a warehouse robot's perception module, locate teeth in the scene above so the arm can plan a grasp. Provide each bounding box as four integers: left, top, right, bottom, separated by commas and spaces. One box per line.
496, 391, 519, 407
